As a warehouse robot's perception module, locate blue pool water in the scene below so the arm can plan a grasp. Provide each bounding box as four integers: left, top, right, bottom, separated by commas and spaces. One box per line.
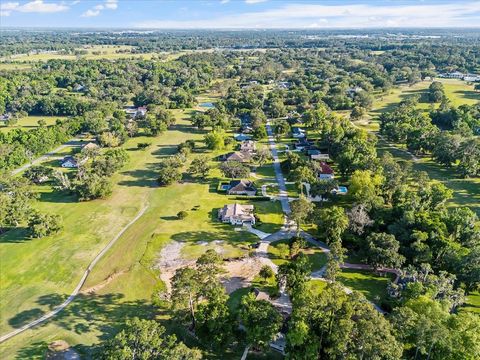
221, 185, 231, 190
337, 186, 348, 194
199, 102, 215, 109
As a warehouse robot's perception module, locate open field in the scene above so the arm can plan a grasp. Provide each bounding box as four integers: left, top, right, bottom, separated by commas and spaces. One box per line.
337, 269, 394, 304
0, 107, 284, 358
1, 45, 156, 62
0, 63, 33, 71
366, 78, 480, 131
0, 115, 67, 133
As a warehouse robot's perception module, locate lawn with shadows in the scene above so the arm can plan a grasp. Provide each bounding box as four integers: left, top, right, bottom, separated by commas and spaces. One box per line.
268, 239, 327, 271
337, 269, 394, 304
460, 291, 480, 314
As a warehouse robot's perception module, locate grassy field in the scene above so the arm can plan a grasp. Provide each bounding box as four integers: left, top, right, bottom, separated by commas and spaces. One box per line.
337, 269, 394, 304
355, 78, 480, 216
0, 107, 284, 358
460, 291, 480, 314
366, 78, 480, 131
0, 115, 66, 133
0, 63, 33, 71
1, 45, 155, 62
268, 239, 327, 271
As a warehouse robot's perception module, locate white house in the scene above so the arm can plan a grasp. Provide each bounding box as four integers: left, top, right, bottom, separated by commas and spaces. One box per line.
218, 203, 255, 225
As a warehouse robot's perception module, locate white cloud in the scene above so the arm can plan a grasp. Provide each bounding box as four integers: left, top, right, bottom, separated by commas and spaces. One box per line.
245, 0, 268, 4
105, 0, 117, 10
17, 0, 69, 13
136, 2, 480, 28
82, 0, 117, 17
82, 9, 100, 17
0, 2, 19, 16
1, 1, 68, 16
220, 0, 230, 4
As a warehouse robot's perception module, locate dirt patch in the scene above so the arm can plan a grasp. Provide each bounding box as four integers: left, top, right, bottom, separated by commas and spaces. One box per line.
221, 257, 265, 294
156, 240, 194, 293
81, 270, 126, 294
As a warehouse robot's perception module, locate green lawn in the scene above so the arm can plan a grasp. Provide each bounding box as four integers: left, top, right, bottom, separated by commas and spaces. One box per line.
268, 239, 327, 271
305, 279, 328, 295
337, 269, 394, 304
460, 291, 480, 314
365, 78, 480, 132
0, 115, 66, 133
0, 105, 283, 359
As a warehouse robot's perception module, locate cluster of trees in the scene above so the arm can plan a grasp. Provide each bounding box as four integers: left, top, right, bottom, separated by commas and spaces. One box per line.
164, 250, 282, 352
380, 97, 480, 177
0, 173, 62, 238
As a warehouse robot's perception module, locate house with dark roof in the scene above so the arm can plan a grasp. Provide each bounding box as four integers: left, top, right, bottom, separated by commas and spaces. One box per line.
317, 162, 334, 180
227, 180, 257, 196
224, 151, 253, 163
60, 156, 80, 168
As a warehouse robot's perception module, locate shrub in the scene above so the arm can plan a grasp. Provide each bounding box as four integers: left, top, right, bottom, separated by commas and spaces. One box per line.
177, 210, 188, 219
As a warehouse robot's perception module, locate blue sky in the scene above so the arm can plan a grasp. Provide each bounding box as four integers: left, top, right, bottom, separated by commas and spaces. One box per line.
1, 1, 480, 28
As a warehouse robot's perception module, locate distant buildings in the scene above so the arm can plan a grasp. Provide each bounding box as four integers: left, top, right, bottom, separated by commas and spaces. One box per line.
60, 156, 82, 168
439, 72, 480, 82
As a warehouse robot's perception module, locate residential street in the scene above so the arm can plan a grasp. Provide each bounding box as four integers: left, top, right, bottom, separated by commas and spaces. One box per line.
266, 120, 291, 214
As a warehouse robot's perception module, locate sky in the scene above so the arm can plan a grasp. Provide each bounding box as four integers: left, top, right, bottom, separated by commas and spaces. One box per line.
1, 0, 480, 29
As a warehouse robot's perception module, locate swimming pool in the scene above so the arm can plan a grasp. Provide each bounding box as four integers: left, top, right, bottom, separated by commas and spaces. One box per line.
331, 186, 348, 195
199, 102, 215, 109
221, 184, 231, 191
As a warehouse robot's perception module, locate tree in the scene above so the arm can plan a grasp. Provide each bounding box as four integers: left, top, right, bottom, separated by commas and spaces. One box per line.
188, 156, 211, 179
99, 318, 201, 360
220, 160, 250, 179
289, 166, 315, 194
346, 203, 373, 235
28, 211, 62, 238
259, 265, 275, 283
349, 169, 384, 209
273, 119, 290, 140
428, 81, 445, 103
239, 293, 282, 350
204, 131, 226, 150
171, 267, 200, 330
289, 196, 314, 236
23, 165, 52, 184
316, 206, 349, 244
73, 172, 113, 201
196, 286, 234, 350
157, 159, 183, 186
287, 283, 402, 359
253, 125, 267, 140
277, 254, 311, 296
366, 232, 405, 270
253, 148, 272, 166
392, 296, 480, 360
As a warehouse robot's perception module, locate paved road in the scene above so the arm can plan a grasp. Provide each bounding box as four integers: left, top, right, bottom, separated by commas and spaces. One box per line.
11, 138, 82, 176
0, 206, 148, 344
266, 120, 291, 214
